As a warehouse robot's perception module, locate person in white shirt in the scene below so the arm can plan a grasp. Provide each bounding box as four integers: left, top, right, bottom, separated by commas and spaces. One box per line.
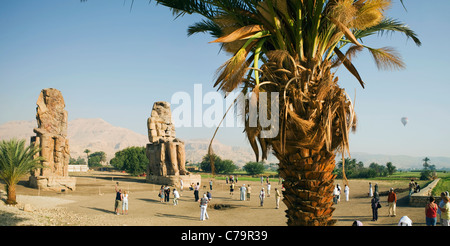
173, 188, 180, 206
344, 185, 350, 201
121, 190, 129, 215
199, 194, 209, 221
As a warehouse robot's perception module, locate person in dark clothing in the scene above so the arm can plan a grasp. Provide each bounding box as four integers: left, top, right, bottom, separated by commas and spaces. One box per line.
371, 192, 381, 221
114, 183, 122, 215
194, 182, 200, 202
164, 185, 170, 202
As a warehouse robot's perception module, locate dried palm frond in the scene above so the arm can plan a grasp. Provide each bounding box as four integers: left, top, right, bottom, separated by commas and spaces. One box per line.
353, 0, 391, 29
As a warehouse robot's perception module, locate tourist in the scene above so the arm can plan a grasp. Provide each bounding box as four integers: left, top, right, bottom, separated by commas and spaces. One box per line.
114, 184, 122, 215
159, 185, 165, 202
371, 192, 381, 221
439, 195, 450, 226
164, 185, 170, 203
344, 184, 349, 202
369, 182, 373, 197
333, 184, 340, 204
121, 190, 128, 215
275, 188, 281, 209
259, 188, 265, 206
438, 191, 449, 224
179, 179, 184, 191
374, 183, 378, 195
206, 191, 212, 201
408, 179, 415, 196
336, 184, 341, 202
260, 176, 263, 184
199, 193, 209, 221
267, 183, 271, 197
194, 182, 200, 202
398, 216, 412, 226
247, 184, 252, 201
352, 220, 363, 226
414, 182, 420, 193
226, 177, 229, 184
240, 184, 246, 201
387, 188, 397, 217
173, 188, 180, 206
230, 182, 235, 196
425, 196, 438, 226
209, 180, 213, 190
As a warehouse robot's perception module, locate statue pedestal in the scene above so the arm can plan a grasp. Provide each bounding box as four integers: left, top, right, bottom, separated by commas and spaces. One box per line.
29, 175, 77, 191
146, 174, 201, 188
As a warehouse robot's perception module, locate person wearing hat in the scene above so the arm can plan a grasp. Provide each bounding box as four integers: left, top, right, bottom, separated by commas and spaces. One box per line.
439, 194, 450, 226
240, 184, 247, 201
387, 188, 397, 217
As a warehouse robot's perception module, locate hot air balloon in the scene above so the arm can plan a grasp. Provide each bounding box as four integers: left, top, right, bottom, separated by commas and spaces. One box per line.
401, 117, 408, 126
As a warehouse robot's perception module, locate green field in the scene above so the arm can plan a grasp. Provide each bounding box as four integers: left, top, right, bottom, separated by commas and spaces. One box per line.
200, 170, 450, 195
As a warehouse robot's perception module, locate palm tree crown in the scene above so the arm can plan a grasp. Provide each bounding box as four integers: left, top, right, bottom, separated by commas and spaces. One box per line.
0, 138, 43, 204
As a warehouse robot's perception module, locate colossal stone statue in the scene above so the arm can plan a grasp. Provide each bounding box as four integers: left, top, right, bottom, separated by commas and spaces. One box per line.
29, 88, 76, 191
145, 101, 200, 186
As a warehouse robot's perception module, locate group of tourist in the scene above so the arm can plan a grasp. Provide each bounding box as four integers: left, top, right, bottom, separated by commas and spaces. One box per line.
409, 179, 421, 196
114, 183, 129, 215
364, 181, 450, 226
425, 191, 450, 226
333, 184, 350, 204
159, 185, 181, 205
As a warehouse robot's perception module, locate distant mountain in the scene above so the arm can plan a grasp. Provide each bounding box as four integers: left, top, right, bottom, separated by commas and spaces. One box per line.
0, 118, 148, 162
0, 118, 275, 166
184, 138, 278, 166
1, 119, 448, 169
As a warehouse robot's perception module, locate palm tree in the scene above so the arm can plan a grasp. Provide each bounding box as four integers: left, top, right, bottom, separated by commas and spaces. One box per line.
0, 139, 43, 204
84, 149, 91, 163
154, 0, 420, 226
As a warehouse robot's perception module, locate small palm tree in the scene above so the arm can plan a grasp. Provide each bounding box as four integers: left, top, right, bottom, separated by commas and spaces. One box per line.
84, 149, 91, 163
0, 139, 43, 205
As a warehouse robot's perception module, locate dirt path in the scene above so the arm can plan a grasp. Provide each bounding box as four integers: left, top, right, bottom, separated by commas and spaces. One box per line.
0, 171, 428, 226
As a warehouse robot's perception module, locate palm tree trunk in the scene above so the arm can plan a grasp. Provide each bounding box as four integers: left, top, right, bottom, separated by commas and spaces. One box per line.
6, 184, 17, 205
277, 148, 337, 226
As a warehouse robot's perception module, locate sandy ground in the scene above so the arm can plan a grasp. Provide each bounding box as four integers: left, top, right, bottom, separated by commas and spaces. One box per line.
0, 171, 430, 226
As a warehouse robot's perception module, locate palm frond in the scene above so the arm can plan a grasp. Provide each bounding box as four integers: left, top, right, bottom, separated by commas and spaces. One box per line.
187, 19, 223, 38
367, 46, 405, 70
354, 17, 421, 46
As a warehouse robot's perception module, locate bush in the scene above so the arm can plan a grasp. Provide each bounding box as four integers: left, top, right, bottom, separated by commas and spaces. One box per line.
110, 146, 148, 176
199, 154, 238, 174
243, 162, 265, 175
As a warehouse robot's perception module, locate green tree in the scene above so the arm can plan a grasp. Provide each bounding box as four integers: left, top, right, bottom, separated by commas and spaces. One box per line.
420, 157, 435, 180
151, 0, 421, 226
244, 161, 266, 175
70, 156, 86, 165
386, 162, 396, 176
200, 154, 237, 174
88, 151, 106, 168
0, 139, 43, 204
84, 149, 90, 164
110, 147, 148, 176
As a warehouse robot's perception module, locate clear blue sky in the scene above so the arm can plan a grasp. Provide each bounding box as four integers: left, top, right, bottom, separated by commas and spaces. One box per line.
1, 0, 449, 158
